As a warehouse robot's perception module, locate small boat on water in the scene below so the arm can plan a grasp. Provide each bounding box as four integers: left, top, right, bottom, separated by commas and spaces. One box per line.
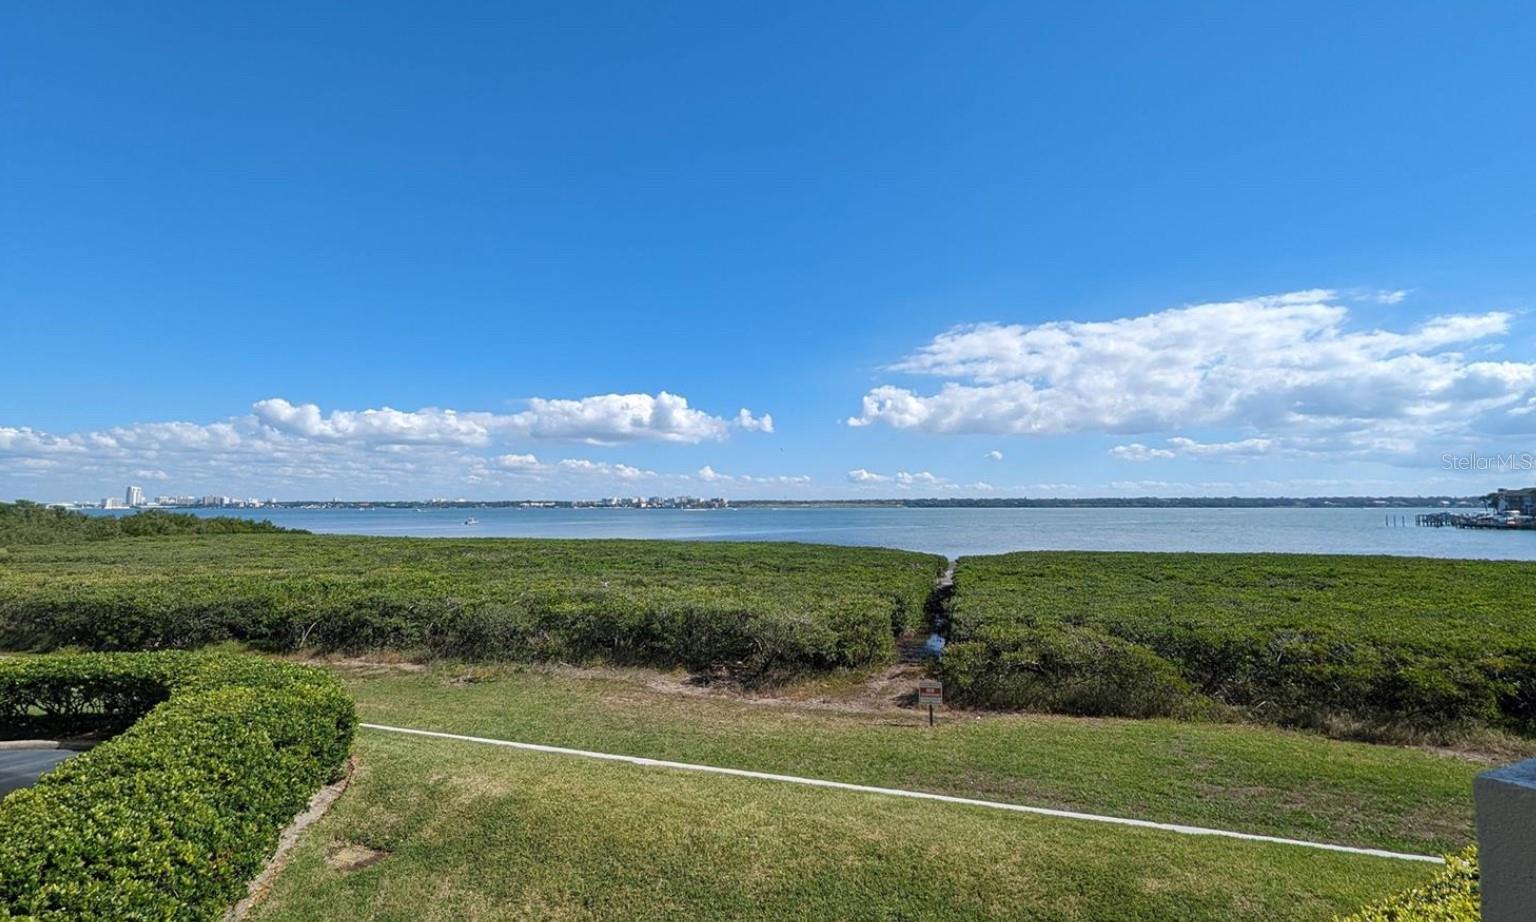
463, 517, 480, 525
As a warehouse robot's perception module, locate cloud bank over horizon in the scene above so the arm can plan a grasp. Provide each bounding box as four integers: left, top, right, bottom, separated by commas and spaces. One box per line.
5, 290, 1534, 500
0, 392, 791, 499
252, 392, 769, 446
849, 290, 1536, 465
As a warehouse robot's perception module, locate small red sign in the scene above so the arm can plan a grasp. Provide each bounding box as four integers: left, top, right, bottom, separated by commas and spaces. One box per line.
917, 679, 943, 706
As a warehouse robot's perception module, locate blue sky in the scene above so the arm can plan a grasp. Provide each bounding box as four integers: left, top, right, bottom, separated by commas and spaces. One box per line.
4, 2, 1536, 500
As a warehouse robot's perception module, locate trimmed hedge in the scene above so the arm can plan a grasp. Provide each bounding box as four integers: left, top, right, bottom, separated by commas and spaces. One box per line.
0, 653, 354, 921
1337, 848, 1478, 921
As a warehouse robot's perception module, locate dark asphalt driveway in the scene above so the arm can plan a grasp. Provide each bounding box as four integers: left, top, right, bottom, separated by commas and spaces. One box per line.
0, 749, 77, 797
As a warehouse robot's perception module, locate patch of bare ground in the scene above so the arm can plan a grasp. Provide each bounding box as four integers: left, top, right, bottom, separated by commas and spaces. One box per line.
1410, 737, 1536, 765
302, 655, 934, 716
288, 652, 429, 675
333, 655, 989, 724
623, 659, 946, 716
325, 843, 390, 872
1309, 714, 1536, 764
848, 661, 928, 710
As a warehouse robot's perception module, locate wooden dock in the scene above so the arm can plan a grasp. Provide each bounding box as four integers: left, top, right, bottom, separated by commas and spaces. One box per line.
1415, 512, 1536, 529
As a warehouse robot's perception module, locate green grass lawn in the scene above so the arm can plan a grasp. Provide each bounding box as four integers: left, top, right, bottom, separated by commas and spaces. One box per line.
241, 661, 1480, 920
249, 731, 1437, 922
332, 662, 1480, 855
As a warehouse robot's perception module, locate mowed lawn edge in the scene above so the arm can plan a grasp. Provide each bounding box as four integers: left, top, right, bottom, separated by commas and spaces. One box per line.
246, 732, 1443, 922
332, 663, 1481, 856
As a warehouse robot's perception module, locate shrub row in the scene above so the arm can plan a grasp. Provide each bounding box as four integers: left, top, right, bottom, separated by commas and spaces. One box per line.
939, 621, 1195, 719
0, 536, 944, 684
0, 653, 172, 739
0, 501, 298, 545
1337, 848, 1478, 921
940, 551, 1536, 731
0, 653, 355, 921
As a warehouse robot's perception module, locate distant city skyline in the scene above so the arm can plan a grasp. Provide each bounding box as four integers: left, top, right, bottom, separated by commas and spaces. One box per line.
74, 483, 732, 510
50, 479, 1497, 511
94, 486, 279, 511
4, 5, 1536, 501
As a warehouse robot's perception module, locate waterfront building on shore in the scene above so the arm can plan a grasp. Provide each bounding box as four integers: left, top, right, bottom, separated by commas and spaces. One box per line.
1493, 488, 1536, 516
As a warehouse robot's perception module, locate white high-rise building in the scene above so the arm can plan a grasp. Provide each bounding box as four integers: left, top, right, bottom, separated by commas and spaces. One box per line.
126, 485, 146, 507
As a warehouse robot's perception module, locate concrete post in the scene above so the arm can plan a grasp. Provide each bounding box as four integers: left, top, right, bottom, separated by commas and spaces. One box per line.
1476, 758, 1536, 920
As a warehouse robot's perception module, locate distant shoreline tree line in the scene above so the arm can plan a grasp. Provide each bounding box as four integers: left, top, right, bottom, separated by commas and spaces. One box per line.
0, 501, 299, 544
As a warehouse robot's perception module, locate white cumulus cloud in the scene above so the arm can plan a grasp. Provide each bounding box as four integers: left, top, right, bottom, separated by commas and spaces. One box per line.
557, 458, 654, 480
0, 427, 90, 456
254, 398, 494, 445
1, 389, 771, 497
846, 468, 959, 490
697, 465, 808, 486
1110, 437, 1274, 462
253, 392, 767, 447
846, 468, 890, 484
1109, 443, 1177, 461
848, 290, 1536, 458
505, 391, 745, 444
492, 453, 542, 470
735, 409, 774, 433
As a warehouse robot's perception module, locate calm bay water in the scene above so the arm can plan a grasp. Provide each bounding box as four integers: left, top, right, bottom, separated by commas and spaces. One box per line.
130, 505, 1536, 561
